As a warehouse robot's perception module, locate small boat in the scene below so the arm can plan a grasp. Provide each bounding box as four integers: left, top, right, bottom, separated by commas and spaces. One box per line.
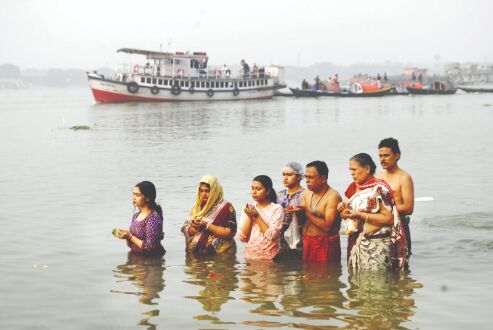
289, 83, 392, 98
289, 88, 343, 97
407, 82, 457, 95
459, 87, 493, 93
343, 83, 392, 97
86, 48, 285, 103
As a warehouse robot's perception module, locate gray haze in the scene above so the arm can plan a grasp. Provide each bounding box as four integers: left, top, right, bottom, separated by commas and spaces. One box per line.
1, 0, 492, 69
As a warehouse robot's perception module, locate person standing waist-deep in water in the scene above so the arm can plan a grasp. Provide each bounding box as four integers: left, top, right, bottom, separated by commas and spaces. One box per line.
338, 153, 408, 271
181, 175, 237, 255
238, 175, 284, 260
276, 162, 305, 259
299, 161, 342, 263
375, 138, 414, 259
115, 181, 165, 255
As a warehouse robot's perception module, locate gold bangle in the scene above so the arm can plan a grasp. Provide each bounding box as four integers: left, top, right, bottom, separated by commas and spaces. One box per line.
365, 213, 369, 222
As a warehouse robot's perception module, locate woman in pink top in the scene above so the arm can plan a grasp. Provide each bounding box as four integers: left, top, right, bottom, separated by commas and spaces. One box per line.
238, 175, 284, 260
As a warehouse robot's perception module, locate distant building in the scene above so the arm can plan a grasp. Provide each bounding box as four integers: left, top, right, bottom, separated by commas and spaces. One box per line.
403, 67, 427, 78
444, 62, 493, 84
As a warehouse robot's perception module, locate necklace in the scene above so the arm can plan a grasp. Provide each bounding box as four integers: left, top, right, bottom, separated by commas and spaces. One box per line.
310, 186, 329, 213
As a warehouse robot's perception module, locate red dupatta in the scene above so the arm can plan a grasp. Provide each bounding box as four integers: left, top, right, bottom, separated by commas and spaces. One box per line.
345, 177, 409, 271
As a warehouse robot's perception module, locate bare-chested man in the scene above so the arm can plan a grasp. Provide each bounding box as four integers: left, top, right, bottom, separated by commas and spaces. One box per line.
296, 161, 342, 263
375, 138, 414, 254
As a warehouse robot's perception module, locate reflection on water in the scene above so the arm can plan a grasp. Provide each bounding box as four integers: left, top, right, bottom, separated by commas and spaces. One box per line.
183, 253, 240, 320
184, 257, 421, 329
112, 253, 166, 329
239, 260, 347, 328
344, 271, 422, 329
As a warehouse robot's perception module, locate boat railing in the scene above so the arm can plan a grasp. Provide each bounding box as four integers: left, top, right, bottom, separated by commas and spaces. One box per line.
116, 63, 281, 83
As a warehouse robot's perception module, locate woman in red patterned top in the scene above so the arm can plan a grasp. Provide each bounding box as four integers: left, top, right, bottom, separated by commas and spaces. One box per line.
115, 181, 165, 255
337, 154, 407, 271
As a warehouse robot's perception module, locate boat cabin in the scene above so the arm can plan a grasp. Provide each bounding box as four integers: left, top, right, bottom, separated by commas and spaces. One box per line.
110, 47, 282, 94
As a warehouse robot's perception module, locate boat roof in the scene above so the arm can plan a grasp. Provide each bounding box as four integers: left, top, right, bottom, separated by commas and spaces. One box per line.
117, 48, 207, 60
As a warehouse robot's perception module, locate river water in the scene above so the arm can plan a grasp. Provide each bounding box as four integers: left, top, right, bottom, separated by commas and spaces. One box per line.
0, 87, 492, 329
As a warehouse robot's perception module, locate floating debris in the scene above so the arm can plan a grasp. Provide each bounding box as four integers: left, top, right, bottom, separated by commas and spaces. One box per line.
32, 264, 49, 269
70, 125, 90, 130
483, 104, 491, 107
415, 197, 434, 202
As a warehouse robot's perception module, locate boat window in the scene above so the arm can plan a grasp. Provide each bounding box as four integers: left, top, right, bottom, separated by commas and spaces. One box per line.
257, 80, 260, 86
239, 81, 243, 87
265, 79, 267, 85
215, 82, 219, 88
220, 82, 224, 88
163, 79, 168, 86
206, 82, 210, 88
180, 81, 184, 87
185, 81, 189, 88
152, 78, 157, 84
141, 77, 145, 83
158, 79, 163, 85
191, 81, 195, 88
200, 81, 204, 88
146, 77, 151, 84
248, 81, 252, 87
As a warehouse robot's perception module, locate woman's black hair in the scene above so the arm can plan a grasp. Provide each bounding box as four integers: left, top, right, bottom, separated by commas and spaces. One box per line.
253, 175, 277, 203
135, 181, 163, 218
350, 153, 377, 175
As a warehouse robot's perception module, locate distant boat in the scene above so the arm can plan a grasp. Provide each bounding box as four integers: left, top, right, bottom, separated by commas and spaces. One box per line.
289, 83, 392, 98
86, 48, 286, 103
459, 87, 493, 93
289, 88, 342, 97
407, 82, 457, 95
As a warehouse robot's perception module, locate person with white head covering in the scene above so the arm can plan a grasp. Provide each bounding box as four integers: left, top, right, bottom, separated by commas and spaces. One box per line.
276, 162, 306, 258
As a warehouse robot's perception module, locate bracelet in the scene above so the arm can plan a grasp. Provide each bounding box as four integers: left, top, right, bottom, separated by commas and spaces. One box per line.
365, 213, 369, 222
129, 233, 133, 240
205, 222, 210, 230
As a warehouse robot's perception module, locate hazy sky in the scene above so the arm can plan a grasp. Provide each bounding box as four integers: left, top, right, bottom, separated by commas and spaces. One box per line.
1, 0, 492, 69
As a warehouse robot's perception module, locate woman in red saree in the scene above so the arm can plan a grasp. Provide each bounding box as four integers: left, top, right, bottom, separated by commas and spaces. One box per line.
182, 175, 237, 255
338, 153, 408, 271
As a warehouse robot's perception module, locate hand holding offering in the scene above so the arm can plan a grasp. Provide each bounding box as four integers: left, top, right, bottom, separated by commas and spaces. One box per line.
341, 208, 352, 220
244, 203, 258, 219
337, 201, 348, 213
285, 205, 304, 214
115, 228, 129, 239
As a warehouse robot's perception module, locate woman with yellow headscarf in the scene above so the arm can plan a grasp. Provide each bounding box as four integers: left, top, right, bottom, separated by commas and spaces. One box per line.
182, 175, 237, 254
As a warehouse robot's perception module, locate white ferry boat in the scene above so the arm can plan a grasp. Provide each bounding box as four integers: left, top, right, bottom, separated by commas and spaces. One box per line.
86, 48, 285, 103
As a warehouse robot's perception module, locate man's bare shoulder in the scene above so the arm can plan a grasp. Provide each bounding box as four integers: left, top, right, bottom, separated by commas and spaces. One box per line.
375, 171, 386, 180
327, 187, 342, 205
300, 189, 310, 205
399, 169, 414, 186
377, 168, 412, 181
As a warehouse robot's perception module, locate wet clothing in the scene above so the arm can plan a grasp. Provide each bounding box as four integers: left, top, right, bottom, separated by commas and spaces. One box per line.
183, 200, 237, 255
238, 203, 283, 260
129, 212, 165, 255
402, 215, 412, 255
276, 188, 305, 256
345, 178, 408, 271
303, 234, 341, 263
